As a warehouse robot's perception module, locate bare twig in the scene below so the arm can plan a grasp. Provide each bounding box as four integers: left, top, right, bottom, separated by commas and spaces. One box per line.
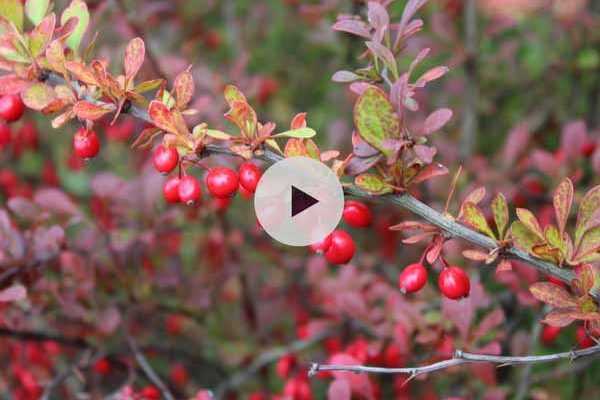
309, 346, 600, 378
126, 334, 175, 400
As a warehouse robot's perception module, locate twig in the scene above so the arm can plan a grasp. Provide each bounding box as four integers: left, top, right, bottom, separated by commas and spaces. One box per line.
41, 350, 91, 400
309, 346, 600, 378
213, 329, 333, 399
126, 334, 175, 400
42, 72, 581, 292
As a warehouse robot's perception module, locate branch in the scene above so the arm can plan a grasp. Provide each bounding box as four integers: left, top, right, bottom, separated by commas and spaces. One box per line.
126, 334, 175, 400
309, 346, 600, 380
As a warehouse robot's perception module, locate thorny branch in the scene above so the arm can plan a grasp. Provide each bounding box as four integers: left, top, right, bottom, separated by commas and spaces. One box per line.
126, 333, 175, 400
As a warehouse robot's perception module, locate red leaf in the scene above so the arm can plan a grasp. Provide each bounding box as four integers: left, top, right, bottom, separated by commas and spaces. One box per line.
73, 100, 114, 121
124, 37, 145, 82
416, 66, 449, 87
423, 108, 453, 135
0, 284, 27, 303
332, 19, 372, 38
529, 282, 577, 308
0, 74, 30, 95
411, 163, 448, 184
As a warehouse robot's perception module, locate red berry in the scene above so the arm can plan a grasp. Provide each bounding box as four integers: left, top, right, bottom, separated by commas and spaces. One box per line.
165, 314, 184, 335
309, 234, 332, 254
276, 354, 297, 378
178, 175, 201, 205
383, 343, 404, 367
540, 325, 562, 346
206, 167, 239, 198
0, 124, 11, 148
438, 266, 470, 299
169, 363, 189, 387
342, 200, 372, 228
0, 94, 24, 122
139, 385, 161, 400
153, 145, 179, 174
398, 263, 428, 294
547, 275, 566, 288
239, 183, 253, 199
213, 196, 231, 213
238, 161, 262, 193
73, 128, 100, 159
93, 358, 111, 375
576, 326, 595, 349
163, 176, 181, 204
581, 141, 596, 157
324, 229, 355, 265
283, 376, 313, 400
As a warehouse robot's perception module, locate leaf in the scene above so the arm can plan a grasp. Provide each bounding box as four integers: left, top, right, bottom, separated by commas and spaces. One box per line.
355, 173, 393, 195
544, 225, 566, 257
0, 74, 30, 95
45, 40, 66, 75
65, 61, 97, 85
332, 70, 360, 83
473, 309, 505, 342
411, 163, 448, 184
224, 100, 257, 139
516, 208, 544, 239
134, 79, 163, 94
416, 66, 449, 87
224, 84, 247, 105
354, 85, 400, 157
205, 129, 231, 140
575, 264, 595, 295
366, 41, 396, 70
0, 0, 23, 32
532, 243, 561, 264
328, 379, 351, 400
530, 282, 577, 308
148, 100, 179, 135
21, 83, 55, 110
423, 108, 453, 135
461, 202, 496, 239
576, 185, 600, 244
272, 128, 316, 139
60, 0, 89, 52
0, 284, 26, 302
413, 144, 436, 163
72, 100, 115, 121
367, 1, 389, 30
462, 249, 489, 261
574, 227, 600, 261
130, 126, 161, 149
399, 0, 427, 34
34, 188, 80, 216
496, 259, 513, 273
542, 310, 576, 327
554, 178, 573, 236
28, 12, 54, 57
332, 18, 371, 38
491, 193, 509, 239
345, 154, 382, 176
510, 221, 541, 252
124, 37, 145, 83
25, 0, 49, 25
174, 69, 194, 110
290, 112, 307, 129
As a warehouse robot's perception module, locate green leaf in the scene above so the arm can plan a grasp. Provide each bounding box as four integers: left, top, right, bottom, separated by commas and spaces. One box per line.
28, 12, 54, 57
224, 84, 247, 105
553, 178, 573, 236
60, 0, 89, 52
510, 221, 540, 252
272, 128, 316, 139
491, 193, 508, 239
353, 85, 400, 157
575, 185, 600, 244
516, 208, 544, 239
544, 225, 565, 255
461, 202, 496, 239
354, 173, 393, 195
0, 0, 24, 32
21, 82, 55, 110
25, 0, 49, 25
205, 129, 231, 140
530, 282, 577, 308
574, 227, 600, 262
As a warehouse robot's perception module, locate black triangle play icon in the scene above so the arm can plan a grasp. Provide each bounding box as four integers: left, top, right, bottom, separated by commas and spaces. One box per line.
291, 186, 319, 217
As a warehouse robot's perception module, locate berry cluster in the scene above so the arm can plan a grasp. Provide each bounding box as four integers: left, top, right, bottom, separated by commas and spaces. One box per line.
398, 262, 471, 300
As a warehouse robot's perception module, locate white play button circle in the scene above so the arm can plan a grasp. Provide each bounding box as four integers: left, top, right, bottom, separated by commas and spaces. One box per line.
254, 156, 344, 246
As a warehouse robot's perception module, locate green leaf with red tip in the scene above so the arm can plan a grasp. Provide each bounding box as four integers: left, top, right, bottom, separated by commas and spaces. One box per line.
575, 185, 600, 244
354, 85, 400, 157
530, 282, 577, 308
554, 178, 573, 236
25, 0, 49, 25
355, 173, 393, 195
224, 84, 247, 105
491, 193, 508, 239
461, 202, 496, 239
0, 0, 23, 32
124, 37, 145, 83
60, 0, 89, 52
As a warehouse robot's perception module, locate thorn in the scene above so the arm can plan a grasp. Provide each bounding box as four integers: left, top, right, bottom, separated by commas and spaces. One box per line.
308, 363, 319, 377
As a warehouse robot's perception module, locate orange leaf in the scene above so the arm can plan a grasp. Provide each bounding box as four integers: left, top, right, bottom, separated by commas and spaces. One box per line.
553, 178, 573, 236
72, 100, 115, 121
124, 37, 145, 82
530, 282, 577, 308
174, 69, 194, 110
148, 100, 178, 135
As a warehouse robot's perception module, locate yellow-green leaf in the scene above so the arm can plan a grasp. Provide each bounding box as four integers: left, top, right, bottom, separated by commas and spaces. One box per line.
28, 12, 54, 57
354, 173, 393, 195
461, 202, 496, 239
0, 0, 23, 32
491, 193, 508, 239
272, 128, 316, 139
516, 208, 544, 239
353, 85, 400, 157
25, 0, 48, 25
510, 221, 540, 252
60, 0, 89, 52
205, 129, 231, 140
576, 185, 600, 244
21, 83, 55, 110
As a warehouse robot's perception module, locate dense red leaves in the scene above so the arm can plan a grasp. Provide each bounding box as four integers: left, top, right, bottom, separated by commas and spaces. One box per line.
206, 167, 239, 198
72, 128, 100, 159
438, 266, 470, 299
0, 95, 25, 122
342, 200, 373, 228
324, 230, 355, 265
153, 144, 179, 174
238, 161, 262, 193
178, 175, 201, 205
398, 263, 428, 293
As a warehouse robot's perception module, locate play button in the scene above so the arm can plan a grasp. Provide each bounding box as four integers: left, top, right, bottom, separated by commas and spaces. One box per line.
254, 156, 344, 246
